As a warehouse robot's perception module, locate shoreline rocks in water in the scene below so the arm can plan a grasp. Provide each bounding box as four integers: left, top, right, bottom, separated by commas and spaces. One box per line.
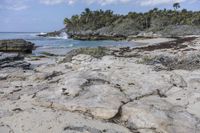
37, 31, 60, 37
0, 39, 35, 53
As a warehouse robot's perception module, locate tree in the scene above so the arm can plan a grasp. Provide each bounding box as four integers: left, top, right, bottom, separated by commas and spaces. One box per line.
64, 18, 71, 27
63, 8, 200, 37
173, 3, 180, 10
85, 8, 91, 14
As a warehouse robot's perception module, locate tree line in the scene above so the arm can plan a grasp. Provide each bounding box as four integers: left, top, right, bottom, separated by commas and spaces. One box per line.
64, 3, 200, 36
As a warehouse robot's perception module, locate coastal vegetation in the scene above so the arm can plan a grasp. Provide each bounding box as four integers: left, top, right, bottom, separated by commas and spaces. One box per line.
63, 4, 200, 39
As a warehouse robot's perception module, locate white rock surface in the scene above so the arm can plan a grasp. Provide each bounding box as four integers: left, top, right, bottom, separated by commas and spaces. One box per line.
1, 37, 200, 133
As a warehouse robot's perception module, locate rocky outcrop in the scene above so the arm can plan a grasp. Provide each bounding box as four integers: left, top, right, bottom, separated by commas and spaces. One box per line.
37, 31, 60, 37
70, 34, 127, 41
60, 47, 110, 63
37, 28, 66, 38
0, 39, 35, 53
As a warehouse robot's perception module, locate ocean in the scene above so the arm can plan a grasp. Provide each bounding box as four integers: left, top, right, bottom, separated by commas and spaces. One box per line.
0, 32, 135, 55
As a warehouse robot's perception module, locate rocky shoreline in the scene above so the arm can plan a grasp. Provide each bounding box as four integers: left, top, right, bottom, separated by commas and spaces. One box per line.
1, 36, 200, 133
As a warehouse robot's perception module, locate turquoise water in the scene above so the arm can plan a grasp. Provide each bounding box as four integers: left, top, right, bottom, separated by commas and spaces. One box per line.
0, 32, 134, 55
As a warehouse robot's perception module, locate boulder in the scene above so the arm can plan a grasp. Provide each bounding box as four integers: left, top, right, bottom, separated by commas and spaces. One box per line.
0, 39, 35, 53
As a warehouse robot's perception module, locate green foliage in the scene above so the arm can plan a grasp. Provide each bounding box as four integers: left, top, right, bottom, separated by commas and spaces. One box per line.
64, 7, 200, 36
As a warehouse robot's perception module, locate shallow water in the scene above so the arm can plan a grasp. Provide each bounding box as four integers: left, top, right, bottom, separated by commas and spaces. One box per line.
0, 32, 135, 55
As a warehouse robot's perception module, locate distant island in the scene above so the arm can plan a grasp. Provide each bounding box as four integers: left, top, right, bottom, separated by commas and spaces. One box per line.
40, 3, 200, 40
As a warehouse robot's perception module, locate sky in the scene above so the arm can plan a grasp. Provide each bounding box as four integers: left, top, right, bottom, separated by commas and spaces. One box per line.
0, 0, 199, 32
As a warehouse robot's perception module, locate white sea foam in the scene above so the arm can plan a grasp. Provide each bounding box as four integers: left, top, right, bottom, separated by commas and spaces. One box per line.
59, 32, 68, 39
39, 32, 47, 35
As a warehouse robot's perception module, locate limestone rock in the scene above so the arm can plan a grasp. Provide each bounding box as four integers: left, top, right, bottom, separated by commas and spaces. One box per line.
121, 96, 200, 133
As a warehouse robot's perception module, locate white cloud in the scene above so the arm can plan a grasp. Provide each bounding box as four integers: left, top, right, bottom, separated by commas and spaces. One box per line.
0, 0, 29, 11
85, 0, 131, 5
39, 0, 75, 5
39, 0, 197, 6
39, 0, 131, 5
39, 0, 65, 5
138, 0, 187, 6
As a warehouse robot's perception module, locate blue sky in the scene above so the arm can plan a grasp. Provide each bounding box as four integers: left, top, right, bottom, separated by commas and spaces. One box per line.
0, 0, 199, 32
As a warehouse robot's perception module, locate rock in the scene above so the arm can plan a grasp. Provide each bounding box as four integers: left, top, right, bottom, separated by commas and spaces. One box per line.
35, 80, 128, 119
0, 124, 14, 133
158, 25, 200, 37
70, 34, 127, 41
121, 96, 200, 133
37, 28, 67, 38
0, 53, 30, 69
0, 109, 12, 118
0, 107, 132, 133
0, 39, 35, 53
37, 31, 60, 37
1, 61, 30, 69
0, 74, 8, 80
33, 71, 63, 81
60, 47, 110, 63
170, 73, 187, 88
1, 37, 200, 133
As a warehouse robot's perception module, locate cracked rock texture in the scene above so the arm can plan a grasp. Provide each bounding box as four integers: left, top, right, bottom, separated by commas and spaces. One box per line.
1, 37, 200, 133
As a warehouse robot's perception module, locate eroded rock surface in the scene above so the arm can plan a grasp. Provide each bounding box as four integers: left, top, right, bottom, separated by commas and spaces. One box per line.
1, 37, 200, 133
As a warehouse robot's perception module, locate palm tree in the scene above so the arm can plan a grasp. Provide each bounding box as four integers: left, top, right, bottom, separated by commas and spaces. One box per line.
173, 3, 180, 10
63, 18, 71, 27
